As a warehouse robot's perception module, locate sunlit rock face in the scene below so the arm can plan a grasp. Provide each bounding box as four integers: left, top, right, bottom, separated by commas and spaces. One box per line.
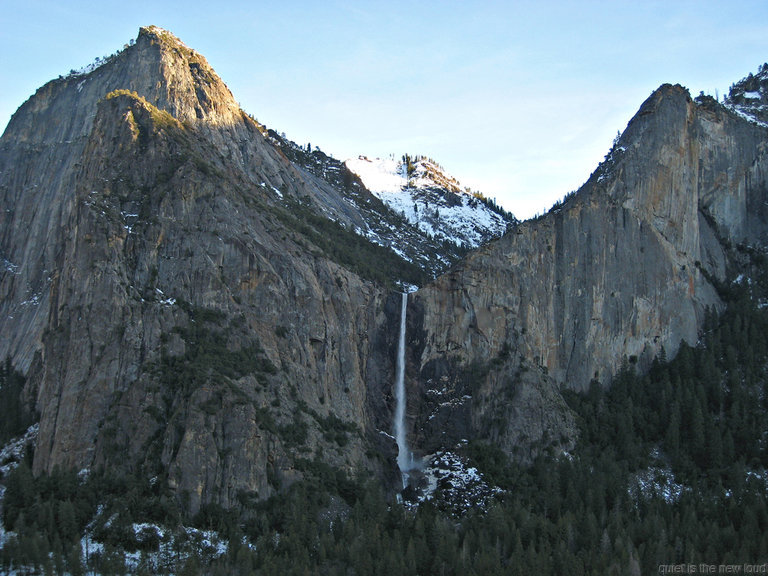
411, 84, 768, 461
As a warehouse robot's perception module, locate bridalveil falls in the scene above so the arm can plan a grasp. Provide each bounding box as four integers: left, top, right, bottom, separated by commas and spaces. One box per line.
394, 291, 414, 487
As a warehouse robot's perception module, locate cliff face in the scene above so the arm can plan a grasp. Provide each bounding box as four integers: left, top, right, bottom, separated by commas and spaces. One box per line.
411, 85, 768, 459
0, 27, 406, 511
1, 26, 311, 371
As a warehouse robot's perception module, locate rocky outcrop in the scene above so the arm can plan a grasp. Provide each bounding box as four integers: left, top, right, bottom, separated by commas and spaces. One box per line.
1, 26, 285, 371
410, 84, 768, 459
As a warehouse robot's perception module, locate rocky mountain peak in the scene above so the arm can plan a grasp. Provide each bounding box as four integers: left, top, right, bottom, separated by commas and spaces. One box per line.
402, 154, 463, 193
1, 25, 242, 149
137, 24, 186, 46
345, 154, 515, 252
131, 25, 242, 126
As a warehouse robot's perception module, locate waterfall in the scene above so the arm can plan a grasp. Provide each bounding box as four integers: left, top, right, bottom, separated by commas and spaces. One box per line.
394, 291, 413, 487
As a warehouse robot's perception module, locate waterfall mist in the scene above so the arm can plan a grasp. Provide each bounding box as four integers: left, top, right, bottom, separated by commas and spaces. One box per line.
394, 291, 414, 487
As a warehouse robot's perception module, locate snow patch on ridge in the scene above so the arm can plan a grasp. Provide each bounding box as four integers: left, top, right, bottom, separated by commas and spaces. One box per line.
723, 64, 768, 127
725, 104, 768, 128
345, 155, 511, 249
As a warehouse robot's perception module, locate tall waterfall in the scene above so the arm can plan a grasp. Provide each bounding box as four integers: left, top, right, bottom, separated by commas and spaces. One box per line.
394, 291, 413, 487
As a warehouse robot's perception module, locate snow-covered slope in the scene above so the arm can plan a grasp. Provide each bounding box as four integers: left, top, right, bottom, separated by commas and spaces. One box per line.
272, 135, 516, 278
724, 63, 768, 126
346, 155, 515, 250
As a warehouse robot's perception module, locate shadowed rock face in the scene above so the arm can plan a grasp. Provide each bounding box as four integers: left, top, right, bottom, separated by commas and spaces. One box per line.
2, 25, 767, 507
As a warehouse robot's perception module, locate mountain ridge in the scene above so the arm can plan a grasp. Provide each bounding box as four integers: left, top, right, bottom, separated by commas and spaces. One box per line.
346, 154, 515, 251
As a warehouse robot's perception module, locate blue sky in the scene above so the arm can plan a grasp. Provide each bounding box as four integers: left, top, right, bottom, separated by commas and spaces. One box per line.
1, 1, 766, 218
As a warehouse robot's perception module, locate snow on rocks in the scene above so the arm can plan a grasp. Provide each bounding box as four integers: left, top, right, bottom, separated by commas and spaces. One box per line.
1, 258, 19, 274
0, 424, 38, 479
629, 466, 688, 504
723, 64, 768, 127
345, 155, 511, 250
725, 103, 768, 128
404, 446, 503, 515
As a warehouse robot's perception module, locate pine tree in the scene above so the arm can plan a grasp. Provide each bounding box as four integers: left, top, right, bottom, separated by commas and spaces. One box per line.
689, 400, 706, 466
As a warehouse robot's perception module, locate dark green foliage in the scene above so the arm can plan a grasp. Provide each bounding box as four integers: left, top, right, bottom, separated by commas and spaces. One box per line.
0, 357, 36, 444
402, 153, 416, 181
192, 502, 232, 533
316, 413, 358, 447
274, 197, 427, 288
278, 418, 309, 447
252, 406, 277, 433
2, 463, 97, 573
462, 440, 517, 489
152, 308, 276, 396
274, 324, 289, 339
291, 458, 362, 506
1, 461, 183, 573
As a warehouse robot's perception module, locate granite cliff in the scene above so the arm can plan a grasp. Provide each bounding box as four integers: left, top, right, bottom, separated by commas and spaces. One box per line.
0, 27, 415, 512
408, 83, 768, 461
